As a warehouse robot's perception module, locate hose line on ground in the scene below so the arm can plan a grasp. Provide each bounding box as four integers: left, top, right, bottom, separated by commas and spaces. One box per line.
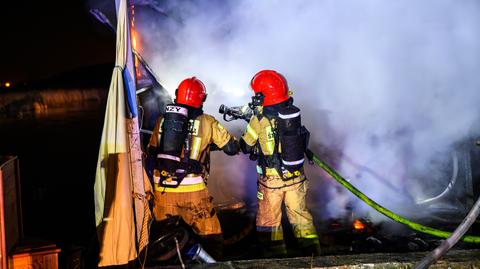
413, 193, 480, 268
305, 149, 480, 244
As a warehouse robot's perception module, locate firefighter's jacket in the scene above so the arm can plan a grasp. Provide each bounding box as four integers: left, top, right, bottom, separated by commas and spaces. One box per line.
148, 113, 233, 193
241, 112, 306, 189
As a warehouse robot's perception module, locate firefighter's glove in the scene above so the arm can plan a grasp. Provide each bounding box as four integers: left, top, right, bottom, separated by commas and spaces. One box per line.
210, 144, 220, 151
222, 138, 240, 156
239, 139, 254, 154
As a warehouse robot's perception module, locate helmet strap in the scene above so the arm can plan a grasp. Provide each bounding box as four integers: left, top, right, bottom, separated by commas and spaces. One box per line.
251, 92, 264, 107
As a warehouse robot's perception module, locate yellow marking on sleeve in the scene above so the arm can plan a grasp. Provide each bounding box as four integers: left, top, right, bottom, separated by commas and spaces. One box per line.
266, 141, 275, 155
190, 136, 202, 159
246, 124, 258, 140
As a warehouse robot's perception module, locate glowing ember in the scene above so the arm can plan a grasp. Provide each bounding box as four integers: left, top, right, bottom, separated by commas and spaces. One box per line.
329, 221, 342, 229
353, 219, 366, 231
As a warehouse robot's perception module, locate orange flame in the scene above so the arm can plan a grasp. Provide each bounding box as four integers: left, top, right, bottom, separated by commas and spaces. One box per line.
130, 4, 139, 51
132, 31, 138, 50
353, 219, 366, 231
130, 4, 142, 80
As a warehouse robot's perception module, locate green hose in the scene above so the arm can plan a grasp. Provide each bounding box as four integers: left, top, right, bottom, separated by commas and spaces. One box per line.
306, 149, 480, 243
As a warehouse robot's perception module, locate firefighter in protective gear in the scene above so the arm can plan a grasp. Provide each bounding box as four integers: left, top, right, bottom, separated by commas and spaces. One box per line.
148, 77, 239, 259
240, 70, 320, 257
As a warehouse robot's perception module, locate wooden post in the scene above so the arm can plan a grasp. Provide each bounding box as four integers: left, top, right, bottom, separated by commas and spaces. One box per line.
0, 168, 7, 269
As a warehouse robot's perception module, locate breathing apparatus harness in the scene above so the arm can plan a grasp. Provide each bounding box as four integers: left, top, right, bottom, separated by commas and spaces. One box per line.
256, 98, 310, 181
156, 104, 205, 188
220, 95, 310, 181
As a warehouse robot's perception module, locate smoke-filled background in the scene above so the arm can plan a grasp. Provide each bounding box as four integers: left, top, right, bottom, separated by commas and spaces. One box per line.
126, 0, 480, 224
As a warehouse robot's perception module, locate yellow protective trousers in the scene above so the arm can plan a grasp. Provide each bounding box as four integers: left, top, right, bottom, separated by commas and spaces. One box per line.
256, 180, 319, 251
153, 187, 222, 236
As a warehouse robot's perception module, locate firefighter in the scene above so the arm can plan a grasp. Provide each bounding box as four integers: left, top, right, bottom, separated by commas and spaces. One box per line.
240, 70, 320, 257
147, 77, 239, 260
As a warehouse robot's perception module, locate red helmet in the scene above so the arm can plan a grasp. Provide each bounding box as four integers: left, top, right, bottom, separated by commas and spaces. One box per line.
250, 70, 289, 106
175, 77, 207, 108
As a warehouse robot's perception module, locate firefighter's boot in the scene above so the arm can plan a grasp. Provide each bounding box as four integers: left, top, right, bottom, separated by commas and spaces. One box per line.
297, 237, 321, 256
257, 231, 287, 258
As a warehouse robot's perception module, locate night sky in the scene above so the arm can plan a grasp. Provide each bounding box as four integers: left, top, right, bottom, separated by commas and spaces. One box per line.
0, 0, 115, 84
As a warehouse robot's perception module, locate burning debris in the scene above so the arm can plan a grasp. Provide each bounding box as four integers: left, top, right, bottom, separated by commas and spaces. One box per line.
323, 216, 435, 255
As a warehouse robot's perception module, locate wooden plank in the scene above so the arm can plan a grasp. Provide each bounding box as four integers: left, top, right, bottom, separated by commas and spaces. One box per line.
9, 241, 60, 269
0, 168, 7, 269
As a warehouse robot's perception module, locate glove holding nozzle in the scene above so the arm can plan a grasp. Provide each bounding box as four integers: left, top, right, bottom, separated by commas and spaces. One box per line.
240, 139, 257, 160
218, 104, 253, 122
218, 93, 263, 122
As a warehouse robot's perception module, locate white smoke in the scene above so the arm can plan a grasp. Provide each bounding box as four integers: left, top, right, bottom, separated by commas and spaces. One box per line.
134, 0, 480, 222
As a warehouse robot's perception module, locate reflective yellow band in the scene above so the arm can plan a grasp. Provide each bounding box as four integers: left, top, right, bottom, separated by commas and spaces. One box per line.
190, 119, 200, 135
265, 141, 274, 155
190, 136, 202, 159
160, 118, 164, 127
257, 226, 284, 241
271, 230, 284, 241
294, 229, 319, 239
302, 234, 319, 239
246, 124, 258, 140
154, 182, 206, 193
265, 168, 279, 176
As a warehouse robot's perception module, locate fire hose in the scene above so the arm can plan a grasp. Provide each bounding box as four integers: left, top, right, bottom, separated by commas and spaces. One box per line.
305, 149, 480, 244
413, 193, 480, 268
413, 142, 480, 268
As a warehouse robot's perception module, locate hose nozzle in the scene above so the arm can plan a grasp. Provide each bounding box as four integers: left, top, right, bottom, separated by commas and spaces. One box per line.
218, 104, 253, 122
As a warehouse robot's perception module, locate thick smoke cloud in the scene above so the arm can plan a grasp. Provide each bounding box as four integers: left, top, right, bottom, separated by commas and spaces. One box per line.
134, 0, 480, 222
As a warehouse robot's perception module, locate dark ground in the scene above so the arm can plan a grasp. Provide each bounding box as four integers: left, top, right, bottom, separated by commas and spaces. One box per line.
192, 249, 480, 269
